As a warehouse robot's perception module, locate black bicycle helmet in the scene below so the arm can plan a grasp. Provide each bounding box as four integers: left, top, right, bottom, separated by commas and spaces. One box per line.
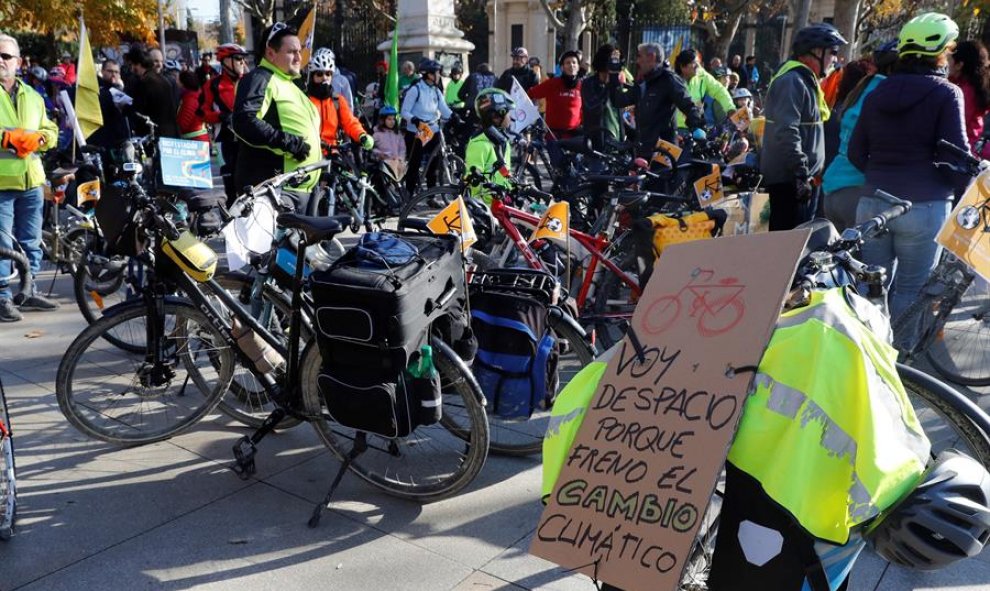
474, 87, 515, 128
792, 23, 848, 56
418, 58, 442, 75
866, 449, 990, 570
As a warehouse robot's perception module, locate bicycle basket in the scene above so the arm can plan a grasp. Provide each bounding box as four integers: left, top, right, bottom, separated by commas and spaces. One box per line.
94, 182, 147, 257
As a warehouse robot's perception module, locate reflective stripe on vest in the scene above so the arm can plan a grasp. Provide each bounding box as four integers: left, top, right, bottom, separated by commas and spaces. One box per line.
728, 287, 930, 543
181, 127, 207, 139
541, 357, 612, 502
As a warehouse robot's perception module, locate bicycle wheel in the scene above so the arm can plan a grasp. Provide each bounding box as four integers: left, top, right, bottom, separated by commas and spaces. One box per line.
74, 245, 148, 352
212, 273, 304, 429
485, 311, 597, 456
924, 278, 990, 386
591, 235, 641, 350
0, 385, 15, 540
898, 363, 990, 467
398, 185, 464, 225
300, 337, 489, 502
56, 301, 234, 445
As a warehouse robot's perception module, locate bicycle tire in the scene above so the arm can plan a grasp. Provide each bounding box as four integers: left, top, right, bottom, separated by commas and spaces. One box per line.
923, 279, 990, 386
73, 244, 147, 352
0, 246, 30, 297
484, 310, 597, 456
591, 234, 641, 350
212, 273, 305, 430
300, 337, 489, 502
898, 363, 990, 467
0, 378, 15, 541
56, 301, 234, 445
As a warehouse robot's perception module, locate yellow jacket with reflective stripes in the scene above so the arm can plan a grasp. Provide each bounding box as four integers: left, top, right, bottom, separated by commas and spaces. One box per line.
0, 80, 59, 191
728, 287, 930, 543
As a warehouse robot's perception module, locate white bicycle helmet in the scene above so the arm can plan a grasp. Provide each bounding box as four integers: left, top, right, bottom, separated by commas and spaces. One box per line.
866, 449, 990, 570
310, 48, 335, 74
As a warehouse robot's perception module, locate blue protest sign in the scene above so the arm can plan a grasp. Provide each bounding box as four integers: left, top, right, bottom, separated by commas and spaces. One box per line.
159, 138, 213, 189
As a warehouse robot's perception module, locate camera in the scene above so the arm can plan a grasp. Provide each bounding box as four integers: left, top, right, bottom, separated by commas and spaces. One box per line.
608, 58, 623, 73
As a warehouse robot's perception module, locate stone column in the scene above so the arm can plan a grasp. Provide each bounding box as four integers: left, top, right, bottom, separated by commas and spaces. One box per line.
487, 0, 555, 74
377, 0, 475, 74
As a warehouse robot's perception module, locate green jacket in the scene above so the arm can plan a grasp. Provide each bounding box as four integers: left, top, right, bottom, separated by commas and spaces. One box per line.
445, 79, 465, 109
676, 66, 735, 129
0, 81, 58, 191
230, 58, 322, 192
464, 131, 512, 204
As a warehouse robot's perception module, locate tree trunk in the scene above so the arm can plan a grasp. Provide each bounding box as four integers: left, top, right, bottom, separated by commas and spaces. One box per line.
792, 0, 812, 31
562, 0, 586, 52
219, 0, 233, 44
832, 0, 861, 61
713, 9, 746, 61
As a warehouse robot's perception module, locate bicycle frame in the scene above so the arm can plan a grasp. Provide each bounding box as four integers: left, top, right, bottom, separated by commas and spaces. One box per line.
488, 198, 641, 310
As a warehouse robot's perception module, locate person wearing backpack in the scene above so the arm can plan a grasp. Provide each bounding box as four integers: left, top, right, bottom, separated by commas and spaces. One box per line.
306, 47, 372, 154
400, 58, 452, 192
199, 43, 249, 205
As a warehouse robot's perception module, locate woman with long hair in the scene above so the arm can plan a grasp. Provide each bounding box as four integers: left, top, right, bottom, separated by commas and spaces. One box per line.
949, 40, 990, 155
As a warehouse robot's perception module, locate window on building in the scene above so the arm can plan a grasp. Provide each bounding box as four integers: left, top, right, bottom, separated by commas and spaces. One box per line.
511, 24, 523, 52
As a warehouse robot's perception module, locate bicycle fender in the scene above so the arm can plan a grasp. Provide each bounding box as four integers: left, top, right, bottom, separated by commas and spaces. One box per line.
897, 363, 990, 439
100, 295, 192, 319
548, 305, 587, 338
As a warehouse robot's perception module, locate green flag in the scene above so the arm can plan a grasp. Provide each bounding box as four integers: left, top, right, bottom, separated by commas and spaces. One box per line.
385, 17, 399, 110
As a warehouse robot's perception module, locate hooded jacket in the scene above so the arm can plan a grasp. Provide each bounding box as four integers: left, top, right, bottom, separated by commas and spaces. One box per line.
848, 68, 969, 203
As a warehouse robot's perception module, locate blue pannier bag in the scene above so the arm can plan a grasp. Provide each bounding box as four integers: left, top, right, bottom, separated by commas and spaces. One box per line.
471, 289, 559, 418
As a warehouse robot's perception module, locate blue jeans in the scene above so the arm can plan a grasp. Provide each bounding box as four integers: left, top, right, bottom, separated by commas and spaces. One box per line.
855, 196, 951, 319
0, 187, 44, 300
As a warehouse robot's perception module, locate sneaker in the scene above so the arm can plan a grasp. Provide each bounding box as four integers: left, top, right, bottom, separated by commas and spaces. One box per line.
14, 292, 60, 312
0, 299, 22, 322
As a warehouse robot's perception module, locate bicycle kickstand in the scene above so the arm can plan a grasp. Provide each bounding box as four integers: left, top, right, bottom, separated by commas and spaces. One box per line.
230, 407, 287, 480
308, 432, 368, 528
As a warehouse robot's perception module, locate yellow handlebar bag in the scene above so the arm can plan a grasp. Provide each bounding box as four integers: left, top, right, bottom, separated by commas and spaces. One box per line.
162, 231, 218, 283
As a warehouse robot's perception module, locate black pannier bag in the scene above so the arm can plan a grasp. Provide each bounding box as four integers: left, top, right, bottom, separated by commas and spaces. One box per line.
309, 232, 467, 438
469, 269, 560, 419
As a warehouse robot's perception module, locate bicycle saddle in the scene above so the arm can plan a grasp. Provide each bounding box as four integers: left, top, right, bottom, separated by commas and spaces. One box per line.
616, 190, 649, 208
277, 213, 350, 243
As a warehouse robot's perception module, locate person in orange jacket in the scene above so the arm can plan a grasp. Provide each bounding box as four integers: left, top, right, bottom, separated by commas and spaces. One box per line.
306, 48, 373, 153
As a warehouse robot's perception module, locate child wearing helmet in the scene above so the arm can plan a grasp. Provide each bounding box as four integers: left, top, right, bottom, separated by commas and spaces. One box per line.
464, 88, 515, 204
373, 106, 406, 178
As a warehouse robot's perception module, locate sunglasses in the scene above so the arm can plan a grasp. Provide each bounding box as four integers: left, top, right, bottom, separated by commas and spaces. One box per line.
0, 53, 19, 61
267, 21, 289, 45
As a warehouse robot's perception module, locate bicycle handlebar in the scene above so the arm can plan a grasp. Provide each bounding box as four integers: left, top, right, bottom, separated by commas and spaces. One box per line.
226, 160, 332, 219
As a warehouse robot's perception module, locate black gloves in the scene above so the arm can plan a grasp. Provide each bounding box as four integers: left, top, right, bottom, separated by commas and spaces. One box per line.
411, 117, 423, 127
284, 134, 311, 161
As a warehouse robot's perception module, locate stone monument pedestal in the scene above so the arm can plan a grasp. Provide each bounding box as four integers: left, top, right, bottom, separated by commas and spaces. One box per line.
377, 0, 474, 75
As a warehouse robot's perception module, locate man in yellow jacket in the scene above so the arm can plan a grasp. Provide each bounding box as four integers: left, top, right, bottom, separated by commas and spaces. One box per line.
0, 34, 59, 322
674, 49, 736, 129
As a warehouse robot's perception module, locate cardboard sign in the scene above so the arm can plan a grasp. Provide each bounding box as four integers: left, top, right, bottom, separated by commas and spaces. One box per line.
652, 139, 683, 169
427, 196, 477, 251
937, 168, 990, 280
159, 138, 212, 189
417, 122, 435, 146
530, 230, 810, 591
531, 201, 570, 246
694, 165, 725, 208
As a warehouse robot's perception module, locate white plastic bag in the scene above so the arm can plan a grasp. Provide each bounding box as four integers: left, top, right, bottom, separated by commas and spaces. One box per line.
223, 197, 276, 270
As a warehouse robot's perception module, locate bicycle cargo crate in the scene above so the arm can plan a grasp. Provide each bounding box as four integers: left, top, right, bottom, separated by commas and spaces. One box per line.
309, 232, 466, 372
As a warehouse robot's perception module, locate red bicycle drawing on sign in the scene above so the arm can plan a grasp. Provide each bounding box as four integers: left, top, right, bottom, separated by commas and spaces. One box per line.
641, 267, 746, 337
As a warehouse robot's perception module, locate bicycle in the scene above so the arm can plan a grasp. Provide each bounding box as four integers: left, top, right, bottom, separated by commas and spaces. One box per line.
892, 139, 990, 385
0, 374, 15, 540
55, 161, 490, 510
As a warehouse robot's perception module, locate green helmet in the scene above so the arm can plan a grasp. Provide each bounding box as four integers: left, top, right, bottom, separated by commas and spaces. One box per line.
898, 13, 959, 57
474, 88, 515, 127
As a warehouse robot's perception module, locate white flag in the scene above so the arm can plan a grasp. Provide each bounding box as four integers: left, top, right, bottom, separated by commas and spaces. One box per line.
509, 77, 542, 134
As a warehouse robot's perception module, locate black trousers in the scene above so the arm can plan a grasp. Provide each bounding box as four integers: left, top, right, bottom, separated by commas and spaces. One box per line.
220, 140, 240, 207
405, 132, 441, 193
766, 181, 820, 232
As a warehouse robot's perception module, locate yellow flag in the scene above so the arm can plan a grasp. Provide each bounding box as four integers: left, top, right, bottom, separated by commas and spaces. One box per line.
730, 106, 751, 131
77, 179, 101, 206
427, 196, 477, 251
531, 201, 570, 246
75, 20, 103, 139
652, 138, 683, 168
694, 164, 725, 207
298, 7, 317, 70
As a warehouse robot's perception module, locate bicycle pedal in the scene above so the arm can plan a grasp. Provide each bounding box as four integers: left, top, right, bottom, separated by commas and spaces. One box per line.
231, 436, 258, 479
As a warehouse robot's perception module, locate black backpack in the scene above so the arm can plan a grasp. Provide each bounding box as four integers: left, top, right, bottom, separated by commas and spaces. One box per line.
309, 232, 467, 437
